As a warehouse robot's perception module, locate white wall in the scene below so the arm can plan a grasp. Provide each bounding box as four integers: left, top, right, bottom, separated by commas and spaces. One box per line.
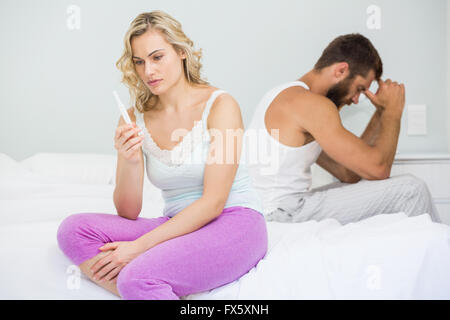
0, 0, 448, 160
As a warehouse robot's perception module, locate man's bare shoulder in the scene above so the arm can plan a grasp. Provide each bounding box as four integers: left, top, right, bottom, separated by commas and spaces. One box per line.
277, 86, 336, 109
276, 86, 338, 119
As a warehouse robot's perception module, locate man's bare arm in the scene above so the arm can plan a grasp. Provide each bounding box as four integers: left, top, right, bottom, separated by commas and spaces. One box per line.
317, 109, 383, 183
291, 79, 405, 180
360, 109, 382, 146
364, 79, 404, 171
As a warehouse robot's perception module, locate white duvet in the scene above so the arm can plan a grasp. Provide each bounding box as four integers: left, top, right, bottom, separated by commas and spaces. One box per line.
1, 153, 450, 299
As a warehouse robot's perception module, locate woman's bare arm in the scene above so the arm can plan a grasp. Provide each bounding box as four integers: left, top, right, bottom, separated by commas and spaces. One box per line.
113, 107, 145, 220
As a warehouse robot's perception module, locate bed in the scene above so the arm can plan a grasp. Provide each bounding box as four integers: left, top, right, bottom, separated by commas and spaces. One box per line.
1, 152, 450, 299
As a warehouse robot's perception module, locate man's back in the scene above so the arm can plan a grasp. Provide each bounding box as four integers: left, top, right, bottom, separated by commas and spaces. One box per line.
245, 81, 322, 216
264, 85, 316, 148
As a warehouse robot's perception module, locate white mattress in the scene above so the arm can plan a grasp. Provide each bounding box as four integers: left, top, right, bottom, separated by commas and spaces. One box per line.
1, 153, 450, 299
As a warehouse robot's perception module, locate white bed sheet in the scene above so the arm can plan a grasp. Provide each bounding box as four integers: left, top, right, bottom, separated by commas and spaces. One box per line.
1, 155, 450, 299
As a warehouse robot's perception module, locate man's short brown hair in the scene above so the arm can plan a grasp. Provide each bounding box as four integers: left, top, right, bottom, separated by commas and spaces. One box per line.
314, 33, 383, 80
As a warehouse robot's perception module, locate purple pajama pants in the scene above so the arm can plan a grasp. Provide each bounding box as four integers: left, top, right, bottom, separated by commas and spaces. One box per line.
56, 206, 268, 300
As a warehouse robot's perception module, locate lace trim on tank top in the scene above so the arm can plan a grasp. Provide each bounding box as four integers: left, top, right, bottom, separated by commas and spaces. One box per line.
134, 90, 225, 167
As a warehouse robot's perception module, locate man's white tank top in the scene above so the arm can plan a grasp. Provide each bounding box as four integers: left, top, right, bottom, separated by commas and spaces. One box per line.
245, 81, 322, 215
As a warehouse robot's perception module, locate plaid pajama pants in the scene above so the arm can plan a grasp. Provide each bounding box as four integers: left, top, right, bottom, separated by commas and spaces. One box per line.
265, 174, 441, 225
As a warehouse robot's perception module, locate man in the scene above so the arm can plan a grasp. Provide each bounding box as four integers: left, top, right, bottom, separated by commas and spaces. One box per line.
245, 33, 440, 225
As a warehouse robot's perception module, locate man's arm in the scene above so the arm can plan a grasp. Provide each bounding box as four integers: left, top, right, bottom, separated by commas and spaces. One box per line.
287, 79, 405, 180
316, 109, 382, 183
360, 109, 382, 146
364, 79, 404, 170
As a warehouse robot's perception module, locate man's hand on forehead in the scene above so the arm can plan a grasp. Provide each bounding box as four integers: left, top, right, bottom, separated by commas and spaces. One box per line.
363, 78, 405, 114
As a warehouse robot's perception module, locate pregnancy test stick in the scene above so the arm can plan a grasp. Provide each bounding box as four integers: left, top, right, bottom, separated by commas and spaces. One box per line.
113, 90, 132, 124
113, 90, 144, 137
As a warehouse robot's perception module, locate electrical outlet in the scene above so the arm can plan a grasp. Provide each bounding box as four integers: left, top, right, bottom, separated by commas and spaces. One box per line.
407, 104, 427, 136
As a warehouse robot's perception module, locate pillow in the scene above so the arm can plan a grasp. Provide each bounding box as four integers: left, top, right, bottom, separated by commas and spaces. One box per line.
0, 153, 22, 174
0, 153, 36, 178
19, 153, 117, 185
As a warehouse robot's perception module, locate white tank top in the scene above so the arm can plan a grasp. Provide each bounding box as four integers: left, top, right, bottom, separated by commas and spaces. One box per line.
134, 90, 263, 218
245, 81, 322, 215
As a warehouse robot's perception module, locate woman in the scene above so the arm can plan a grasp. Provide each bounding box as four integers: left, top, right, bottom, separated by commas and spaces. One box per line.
57, 11, 267, 300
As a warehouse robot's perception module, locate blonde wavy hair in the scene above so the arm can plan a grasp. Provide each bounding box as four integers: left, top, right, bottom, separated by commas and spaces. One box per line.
116, 11, 209, 113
